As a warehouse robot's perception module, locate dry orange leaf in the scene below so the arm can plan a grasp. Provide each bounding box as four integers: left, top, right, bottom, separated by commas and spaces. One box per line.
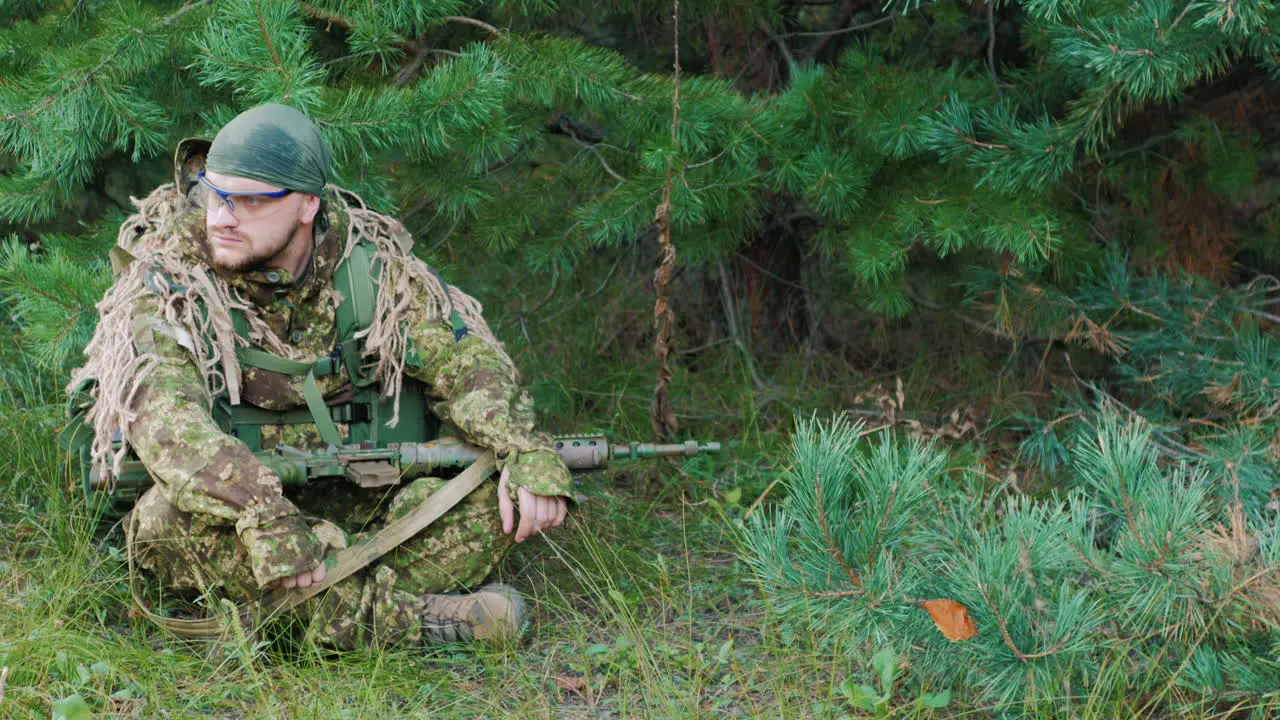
921, 598, 977, 641
555, 675, 587, 695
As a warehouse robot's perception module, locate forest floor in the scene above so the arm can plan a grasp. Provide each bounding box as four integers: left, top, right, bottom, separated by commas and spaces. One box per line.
1, 450, 1269, 719
0, 451, 879, 720
0, 296, 1271, 718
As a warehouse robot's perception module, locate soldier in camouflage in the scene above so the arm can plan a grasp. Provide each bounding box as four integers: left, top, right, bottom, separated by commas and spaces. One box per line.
114, 104, 570, 648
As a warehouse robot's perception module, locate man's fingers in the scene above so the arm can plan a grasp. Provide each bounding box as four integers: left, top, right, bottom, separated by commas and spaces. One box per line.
516, 487, 536, 542
297, 563, 323, 588
542, 496, 559, 530
530, 495, 547, 534
276, 562, 326, 592
525, 495, 565, 539
539, 497, 553, 532
498, 467, 514, 534
502, 474, 569, 542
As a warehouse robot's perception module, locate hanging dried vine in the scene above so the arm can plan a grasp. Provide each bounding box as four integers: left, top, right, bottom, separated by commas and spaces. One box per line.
651, 0, 681, 441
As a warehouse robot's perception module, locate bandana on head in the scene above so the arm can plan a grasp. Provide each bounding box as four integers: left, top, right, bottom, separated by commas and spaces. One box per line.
205, 104, 331, 196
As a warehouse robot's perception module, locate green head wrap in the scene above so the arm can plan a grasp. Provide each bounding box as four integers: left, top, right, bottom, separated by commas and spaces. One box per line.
205, 104, 331, 196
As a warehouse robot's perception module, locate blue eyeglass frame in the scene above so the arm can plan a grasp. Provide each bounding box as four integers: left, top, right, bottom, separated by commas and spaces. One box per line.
197, 170, 293, 213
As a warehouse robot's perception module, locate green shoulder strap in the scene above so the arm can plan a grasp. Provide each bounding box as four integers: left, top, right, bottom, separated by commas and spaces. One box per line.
232, 348, 345, 448
222, 242, 381, 448
334, 241, 378, 387
228, 307, 345, 449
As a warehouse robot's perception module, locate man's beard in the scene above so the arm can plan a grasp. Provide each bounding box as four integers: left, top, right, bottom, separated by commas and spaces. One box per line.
209, 219, 298, 272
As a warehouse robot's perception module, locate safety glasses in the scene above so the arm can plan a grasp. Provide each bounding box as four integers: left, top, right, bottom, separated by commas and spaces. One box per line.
197, 170, 293, 220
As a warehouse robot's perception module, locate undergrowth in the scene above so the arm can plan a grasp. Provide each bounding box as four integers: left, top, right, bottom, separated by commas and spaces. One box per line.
1, 250, 1276, 718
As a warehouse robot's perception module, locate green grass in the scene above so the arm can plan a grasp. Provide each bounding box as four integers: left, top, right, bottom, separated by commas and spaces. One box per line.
1, 260, 1274, 718
1, 413, 1275, 718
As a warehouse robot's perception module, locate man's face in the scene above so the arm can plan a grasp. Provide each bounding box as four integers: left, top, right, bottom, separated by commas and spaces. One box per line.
202, 170, 309, 272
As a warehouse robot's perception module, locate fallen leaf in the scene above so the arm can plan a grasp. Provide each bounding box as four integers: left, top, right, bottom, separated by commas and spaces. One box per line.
555, 675, 586, 695
921, 598, 977, 641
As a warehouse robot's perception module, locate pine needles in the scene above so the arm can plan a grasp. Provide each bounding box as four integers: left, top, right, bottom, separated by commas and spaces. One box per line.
743, 412, 1280, 716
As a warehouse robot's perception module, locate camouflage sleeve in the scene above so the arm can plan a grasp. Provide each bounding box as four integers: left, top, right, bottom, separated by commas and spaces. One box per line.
127, 297, 324, 588
402, 282, 573, 500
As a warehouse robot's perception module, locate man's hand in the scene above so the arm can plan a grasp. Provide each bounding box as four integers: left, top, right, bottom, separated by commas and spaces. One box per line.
269, 562, 326, 590
498, 464, 567, 542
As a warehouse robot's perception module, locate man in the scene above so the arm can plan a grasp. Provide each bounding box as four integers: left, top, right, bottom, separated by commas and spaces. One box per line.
73, 104, 570, 648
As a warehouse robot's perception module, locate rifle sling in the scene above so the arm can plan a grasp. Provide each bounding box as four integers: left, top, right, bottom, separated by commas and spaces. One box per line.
127, 452, 497, 640
269, 452, 495, 610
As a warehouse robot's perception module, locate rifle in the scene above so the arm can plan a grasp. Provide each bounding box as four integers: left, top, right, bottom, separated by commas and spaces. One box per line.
112, 436, 720, 639
87, 434, 721, 500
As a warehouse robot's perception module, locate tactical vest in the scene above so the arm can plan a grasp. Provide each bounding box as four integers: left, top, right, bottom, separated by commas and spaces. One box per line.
215, 240, 437, 451
68, 237, 461, 506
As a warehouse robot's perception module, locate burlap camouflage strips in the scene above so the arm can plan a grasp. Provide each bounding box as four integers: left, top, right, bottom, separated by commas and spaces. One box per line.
119, 195, 571, 644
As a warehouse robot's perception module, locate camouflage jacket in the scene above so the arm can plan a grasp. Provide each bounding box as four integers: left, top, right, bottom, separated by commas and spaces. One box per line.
127, 198, 571, 588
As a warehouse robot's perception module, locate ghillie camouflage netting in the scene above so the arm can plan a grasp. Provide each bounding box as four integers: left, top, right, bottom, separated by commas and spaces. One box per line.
70, 184, 502, 480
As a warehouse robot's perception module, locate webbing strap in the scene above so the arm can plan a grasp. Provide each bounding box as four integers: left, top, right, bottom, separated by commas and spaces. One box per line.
270, 452, 496, 610
238, 347, 311, 375
340, 244, 375, 331
335, 243, 377, 388
231, 347, 344, 447
126, 453, 496, 640
237, 347, 341, 378
127, 509, 253, 641
302, 371, 344, 448
230, 307, 249, 338
226, 405, 316, 426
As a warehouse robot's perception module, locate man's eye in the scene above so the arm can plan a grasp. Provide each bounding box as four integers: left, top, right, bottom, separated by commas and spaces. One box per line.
242, 196, 264, 206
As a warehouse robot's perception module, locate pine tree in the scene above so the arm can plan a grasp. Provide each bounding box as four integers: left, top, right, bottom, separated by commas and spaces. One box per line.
5, 0, 1278, 355
744, 415, 1279, 715
987, 255, 1280, 513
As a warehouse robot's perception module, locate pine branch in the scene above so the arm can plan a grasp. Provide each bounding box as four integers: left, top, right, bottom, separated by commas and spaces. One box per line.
815, 468, 864, 590
254, 0, 283, 68
865, 480, 897, 569
569, 136, 627, 183
977, 581, 1072, 662
443, 16, 502, 38
985, 0, 998, 90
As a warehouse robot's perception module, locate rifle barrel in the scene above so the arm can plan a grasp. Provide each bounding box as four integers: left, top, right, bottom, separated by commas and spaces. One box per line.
611, 440, 722, 460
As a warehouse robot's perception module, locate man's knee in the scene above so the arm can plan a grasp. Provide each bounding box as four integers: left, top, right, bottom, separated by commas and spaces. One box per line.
128, 487, 255, 595
129, 487, 193, 554
380, 476, 512, 594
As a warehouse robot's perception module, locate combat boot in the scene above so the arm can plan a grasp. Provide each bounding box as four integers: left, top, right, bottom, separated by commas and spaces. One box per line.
419, 583, 524, 644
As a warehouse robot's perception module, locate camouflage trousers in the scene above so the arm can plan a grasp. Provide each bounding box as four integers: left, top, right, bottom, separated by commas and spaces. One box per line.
127, 475, 513, 649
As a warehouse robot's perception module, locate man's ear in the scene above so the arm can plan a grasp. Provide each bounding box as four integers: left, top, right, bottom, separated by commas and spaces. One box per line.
299, 193, 322, 225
